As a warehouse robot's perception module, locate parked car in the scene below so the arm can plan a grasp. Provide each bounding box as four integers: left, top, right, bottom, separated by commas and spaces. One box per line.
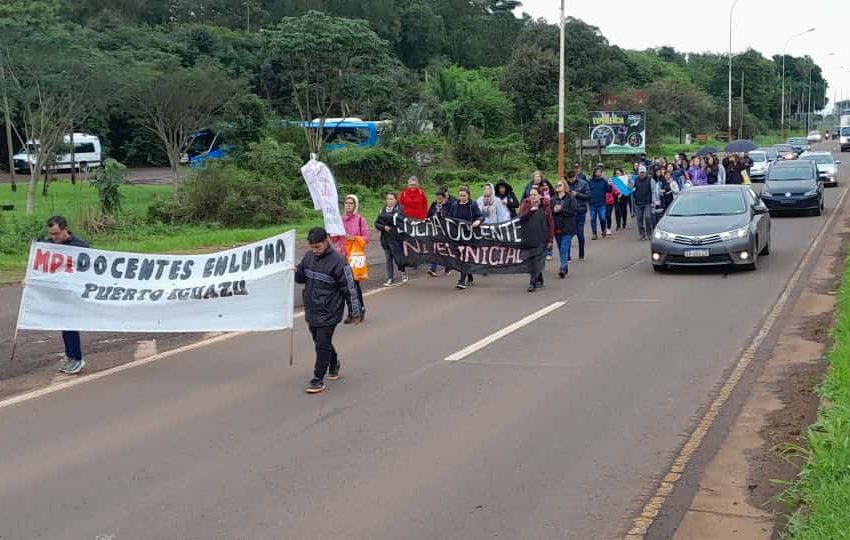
807, 130, 822, 143
787, 137, 809, 155
757, 147, 779, 163
747, 150, 770, 181
760, 160, 824, 216
774, 144, 797, 160
13, 133, 102, 173
840, 126, 850, 152
651, 186, 770, 272
799, 151, 840, 187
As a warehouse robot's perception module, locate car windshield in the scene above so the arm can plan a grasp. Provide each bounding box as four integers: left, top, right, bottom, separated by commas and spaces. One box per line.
768, 167, 815, 181
667, 192, 746, 217
776, 145, 793, 152
802, 155, 833, 165
749, 152, 766, 162
842, 127, 850, 136
788, 138, 806, 144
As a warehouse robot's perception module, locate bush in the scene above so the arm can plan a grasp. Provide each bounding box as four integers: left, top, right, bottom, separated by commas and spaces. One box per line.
427, 168, 488, 188
148, 161, 304, 228
91, 158, 127, 214
388, 132, 447, 166
325, 146, 411, 188
453, 129, 533, 174
0, 214, 44, 255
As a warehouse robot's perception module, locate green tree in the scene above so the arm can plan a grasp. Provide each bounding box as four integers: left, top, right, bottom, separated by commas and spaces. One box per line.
501, 43, 558, 123
261, 11, 405, 155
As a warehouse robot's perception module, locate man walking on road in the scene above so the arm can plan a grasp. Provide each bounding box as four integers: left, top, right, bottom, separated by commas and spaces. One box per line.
45, 216, 88, 375
566, 170, 589, 261
295, 228, 362, 394
631, 166, 654, 240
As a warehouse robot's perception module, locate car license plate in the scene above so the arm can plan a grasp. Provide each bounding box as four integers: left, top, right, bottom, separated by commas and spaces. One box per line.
684, 249, 710, 258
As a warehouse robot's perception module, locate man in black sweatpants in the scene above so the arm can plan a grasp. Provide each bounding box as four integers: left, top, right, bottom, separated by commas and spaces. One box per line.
295, 228, 362, 394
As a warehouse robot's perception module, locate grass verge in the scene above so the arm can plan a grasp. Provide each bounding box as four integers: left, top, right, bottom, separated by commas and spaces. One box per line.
783, 257, 850, 538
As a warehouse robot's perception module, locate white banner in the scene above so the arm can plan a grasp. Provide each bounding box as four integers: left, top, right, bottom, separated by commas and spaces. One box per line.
301, 159, 346, 236
17, 231, 296, 333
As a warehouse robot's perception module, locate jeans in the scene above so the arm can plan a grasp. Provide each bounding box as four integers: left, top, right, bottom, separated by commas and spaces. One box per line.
605, 203, 615, 230
589, 205, 606, 234
634, 204, 654, 238
62, 331, 82, 360
382, 244, 404, 280
555, 234, 573, 271
309, 325, 339, 380
575, 212, 586, 258
615, 196, 629, 229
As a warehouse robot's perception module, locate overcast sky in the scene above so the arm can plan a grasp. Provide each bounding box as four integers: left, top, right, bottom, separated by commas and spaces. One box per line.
520, 0, 850, 111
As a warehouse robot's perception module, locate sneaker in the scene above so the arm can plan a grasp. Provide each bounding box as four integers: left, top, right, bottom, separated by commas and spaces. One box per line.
607, 229, 614, 236
444, 268, 451, 274
558, 271, 565, 279
383, 279, 393, 287
591, 233, 598, 240
456, 281, 467, 290
527, 284, 537, 292
466, 275, 474, 286
343, 316, 353, 325
327, 363, 341, 381
578, 256, 585, 261
58, 356, 72, 372
546, 254, 553, 261
427, 269, 437, 277
62, 359, 85, 375
401, 272, 409, 283
305, 378, 326, 394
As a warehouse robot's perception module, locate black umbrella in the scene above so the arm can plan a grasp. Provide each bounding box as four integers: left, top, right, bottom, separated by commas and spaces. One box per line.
725, 139, 757, 153
696, 146, 718, 156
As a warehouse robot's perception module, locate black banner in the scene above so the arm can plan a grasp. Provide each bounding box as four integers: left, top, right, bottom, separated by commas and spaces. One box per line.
387, 214, 543, 275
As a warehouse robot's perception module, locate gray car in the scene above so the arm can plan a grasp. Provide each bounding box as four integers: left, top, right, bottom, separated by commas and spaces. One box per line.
651, 186, 770, 272
799, 151, 840, 187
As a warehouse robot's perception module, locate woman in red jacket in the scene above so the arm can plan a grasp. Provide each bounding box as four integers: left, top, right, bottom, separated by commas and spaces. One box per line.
399, 176, 429, 220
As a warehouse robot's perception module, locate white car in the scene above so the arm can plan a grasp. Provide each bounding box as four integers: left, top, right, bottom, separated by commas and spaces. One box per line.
13, 133, 102, 173
807, 130, 822, 143
799, 151, 840, 187
747, 150, 770, 181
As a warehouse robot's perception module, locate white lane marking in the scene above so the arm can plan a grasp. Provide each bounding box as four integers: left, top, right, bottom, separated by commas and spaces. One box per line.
0, 285, 394, 411
444, 301, 566, 362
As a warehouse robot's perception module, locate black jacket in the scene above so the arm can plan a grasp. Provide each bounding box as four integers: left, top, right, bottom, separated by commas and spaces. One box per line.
295, 245, 361, 327
46, 234, 89, 248
375, 205, 400, 248
567, 178, 591, 213
550, 194, 578, 236
632, 176, 653, 206
446, 200, 483, 223
495, 181, 520, 217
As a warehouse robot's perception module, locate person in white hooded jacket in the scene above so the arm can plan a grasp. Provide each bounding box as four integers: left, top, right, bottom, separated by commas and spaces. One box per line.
477, 183, 511, 224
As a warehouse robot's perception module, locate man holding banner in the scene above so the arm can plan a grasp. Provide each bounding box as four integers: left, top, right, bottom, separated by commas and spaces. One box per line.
296, 228, 362, 394
45, 216, 89, 375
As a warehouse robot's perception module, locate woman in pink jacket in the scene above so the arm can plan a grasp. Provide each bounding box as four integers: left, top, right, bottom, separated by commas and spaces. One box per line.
333, 194, 369, 323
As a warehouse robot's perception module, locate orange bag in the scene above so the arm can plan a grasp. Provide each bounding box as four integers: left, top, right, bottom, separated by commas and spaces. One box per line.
346, 237, 368, 281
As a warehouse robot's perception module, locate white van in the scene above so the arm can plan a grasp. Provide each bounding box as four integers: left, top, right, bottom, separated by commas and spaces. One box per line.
13, 133, 103, 173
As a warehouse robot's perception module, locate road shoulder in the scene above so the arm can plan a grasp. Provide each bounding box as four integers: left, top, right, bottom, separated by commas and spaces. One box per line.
661, 206, 850, 539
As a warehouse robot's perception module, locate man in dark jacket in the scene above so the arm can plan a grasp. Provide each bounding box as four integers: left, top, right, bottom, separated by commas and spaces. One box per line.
587, 166, 612, 240
630, 166, 654, 240
45, 216, 89, 375
566, 170, 590, 261
295, 227, 362, 394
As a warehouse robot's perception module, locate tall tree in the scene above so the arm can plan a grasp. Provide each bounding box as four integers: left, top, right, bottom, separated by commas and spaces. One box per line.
128, 64, 244, 186
261, 11, 404, 155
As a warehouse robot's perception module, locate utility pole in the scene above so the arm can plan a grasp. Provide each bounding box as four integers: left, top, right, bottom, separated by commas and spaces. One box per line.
807, 61, 813, 132
727, 0, 739, 142
739, 70, 745, 139
557, 0, 565, 181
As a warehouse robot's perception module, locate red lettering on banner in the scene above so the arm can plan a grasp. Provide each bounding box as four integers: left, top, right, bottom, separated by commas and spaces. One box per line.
33, 249, 50, 272
64, 255, 74, 273
49, 253, 64, 273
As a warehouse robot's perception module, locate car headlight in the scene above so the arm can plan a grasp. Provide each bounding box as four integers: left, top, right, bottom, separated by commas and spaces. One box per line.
804, 187, 818, 196
719, 226, 749, 241
761, 187, 771, 197
653, 229, 674, 241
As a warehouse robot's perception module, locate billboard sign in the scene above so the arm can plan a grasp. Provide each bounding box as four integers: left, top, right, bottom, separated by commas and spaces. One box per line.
589, 111, 646, 155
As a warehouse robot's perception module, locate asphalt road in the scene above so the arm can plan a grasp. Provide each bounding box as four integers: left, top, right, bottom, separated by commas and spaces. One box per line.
1, 146, 846, 539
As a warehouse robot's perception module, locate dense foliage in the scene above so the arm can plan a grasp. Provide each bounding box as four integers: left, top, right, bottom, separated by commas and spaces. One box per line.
0, 0, 830, 223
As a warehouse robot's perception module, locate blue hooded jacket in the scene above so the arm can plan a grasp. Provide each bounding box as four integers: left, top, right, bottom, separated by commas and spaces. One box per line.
588, 175, 612, 207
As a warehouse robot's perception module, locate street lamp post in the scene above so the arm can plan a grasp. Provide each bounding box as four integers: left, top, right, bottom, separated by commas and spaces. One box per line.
781, 27, 816, 137
557, 0, 565, 181
727, 0, 739, 142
